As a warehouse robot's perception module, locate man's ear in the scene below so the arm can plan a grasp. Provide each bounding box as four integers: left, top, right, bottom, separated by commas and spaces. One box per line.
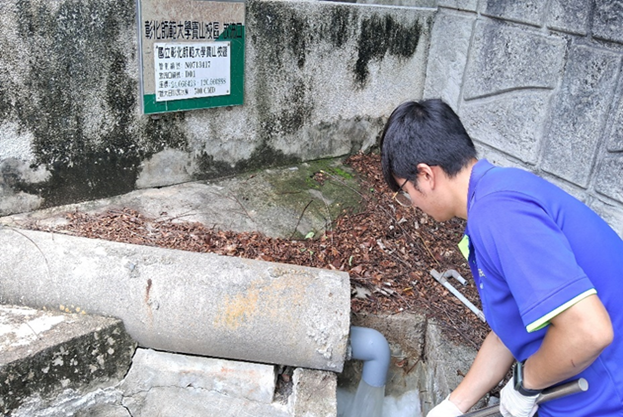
416, 163, 436, 188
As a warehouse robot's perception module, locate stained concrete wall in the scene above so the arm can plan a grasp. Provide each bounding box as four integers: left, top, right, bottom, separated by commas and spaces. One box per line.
2, 0, 622, 235
0, 0, 433, 215
424, 0, 623, 236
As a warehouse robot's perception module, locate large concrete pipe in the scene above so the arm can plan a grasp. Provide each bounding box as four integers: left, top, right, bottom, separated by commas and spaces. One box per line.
0, 228, 351, 372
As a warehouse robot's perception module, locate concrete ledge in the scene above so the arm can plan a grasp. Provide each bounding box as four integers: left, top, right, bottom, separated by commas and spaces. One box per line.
121, 348, 277, 404
0, 304, 136, 415
0, 228, 351, 371
289, 368, 337, 417
419, 320, 482, 414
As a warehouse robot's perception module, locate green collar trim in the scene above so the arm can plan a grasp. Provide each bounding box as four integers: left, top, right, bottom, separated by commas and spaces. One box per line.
458, 234, 470, 260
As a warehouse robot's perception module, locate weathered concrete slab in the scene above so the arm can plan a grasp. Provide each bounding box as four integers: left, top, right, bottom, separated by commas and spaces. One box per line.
592, 0, 623, 44
119, 351, 337, 417
423, 9, 474, 108
460, 91, 550, 164
121, 348, 277, 404
419, 320, 482, 416
607, 94, 623, 153
0, 159, 363, 240
122, 385, 291, 417
14, 387, 130, 417
542, 45, 621, 186
547, 0, 589, 35
289, 368, 337, 417
463, 21, 566, 100
595, 156, 623, 204
478, 0, 546, 26
437, 0, 478, 12
0, 305, 136, 415
0, 228, 351, 372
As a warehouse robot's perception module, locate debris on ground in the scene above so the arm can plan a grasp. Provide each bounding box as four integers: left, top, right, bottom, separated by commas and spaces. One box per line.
26, 152, 489, 350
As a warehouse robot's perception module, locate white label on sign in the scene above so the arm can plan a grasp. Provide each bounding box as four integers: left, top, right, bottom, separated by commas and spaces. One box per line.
154, 41, 231, 102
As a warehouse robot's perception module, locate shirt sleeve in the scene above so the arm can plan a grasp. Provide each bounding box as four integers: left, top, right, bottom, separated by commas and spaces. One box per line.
469, 191, 596, 331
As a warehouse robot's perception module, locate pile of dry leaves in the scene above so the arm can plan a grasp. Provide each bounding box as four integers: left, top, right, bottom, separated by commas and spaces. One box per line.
34, 152, 489, 350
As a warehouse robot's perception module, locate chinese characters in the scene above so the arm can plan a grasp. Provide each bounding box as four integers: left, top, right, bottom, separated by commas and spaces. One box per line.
144, 20, 243, 40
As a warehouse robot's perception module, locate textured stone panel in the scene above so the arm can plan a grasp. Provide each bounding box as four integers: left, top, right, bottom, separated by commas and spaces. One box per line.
474, 147, 530, 171
356, 0, 436, 6
463, 22, 566, 100
607, 93, 623, 152
593, 0, 623, 44
478, 0, 546, 26
437, 0, 478, 12
459, 92, 551, 164
595, 156, 623, 203
423, 11, 474, 107
542, 46, 620, 186
588, 197, 623, 239
547, 0, 589, 35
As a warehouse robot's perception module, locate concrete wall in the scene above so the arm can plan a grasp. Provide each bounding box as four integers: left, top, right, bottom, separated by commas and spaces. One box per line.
0, 0, 433, 215
2, 0, 622, 236
424, 0, 623, 236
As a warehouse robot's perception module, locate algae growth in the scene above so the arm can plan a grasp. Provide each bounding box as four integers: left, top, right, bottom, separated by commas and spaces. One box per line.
227, 157, 364, 240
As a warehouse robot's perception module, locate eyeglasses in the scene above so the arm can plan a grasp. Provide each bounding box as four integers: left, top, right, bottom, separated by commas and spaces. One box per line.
392, 179, 412, 207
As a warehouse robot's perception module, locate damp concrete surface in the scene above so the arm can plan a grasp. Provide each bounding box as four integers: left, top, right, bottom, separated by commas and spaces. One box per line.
0, 157, 365, 240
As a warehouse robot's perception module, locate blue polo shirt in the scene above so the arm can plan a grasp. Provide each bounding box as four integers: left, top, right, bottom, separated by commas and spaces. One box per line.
464, 159, 623, 416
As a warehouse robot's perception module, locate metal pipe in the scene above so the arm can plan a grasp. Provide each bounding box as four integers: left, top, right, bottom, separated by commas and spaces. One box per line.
348, 326, 391, 387
442, 269, 467, 285
460, 378, 588, 417
430, 269, 485, 322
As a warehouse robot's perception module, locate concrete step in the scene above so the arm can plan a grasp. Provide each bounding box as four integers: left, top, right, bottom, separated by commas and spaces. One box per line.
1, 304, 338, 416
0, 304, 136, 415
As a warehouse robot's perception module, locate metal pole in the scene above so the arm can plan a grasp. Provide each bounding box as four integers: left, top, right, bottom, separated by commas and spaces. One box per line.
430, 269, 485, 322
460, 378, 588, 417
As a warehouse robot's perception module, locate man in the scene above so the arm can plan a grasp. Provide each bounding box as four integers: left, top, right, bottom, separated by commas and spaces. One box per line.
380, 99, 623, 416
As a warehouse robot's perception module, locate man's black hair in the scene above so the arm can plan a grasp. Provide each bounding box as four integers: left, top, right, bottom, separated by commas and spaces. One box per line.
380, 99, 477, 191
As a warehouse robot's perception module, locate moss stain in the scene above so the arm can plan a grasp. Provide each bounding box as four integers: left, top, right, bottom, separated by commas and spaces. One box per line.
6, 1, 189, 207
355, 14, 422, 87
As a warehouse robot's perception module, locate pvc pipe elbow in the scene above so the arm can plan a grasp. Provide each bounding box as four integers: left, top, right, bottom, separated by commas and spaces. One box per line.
349, 326, 391, 387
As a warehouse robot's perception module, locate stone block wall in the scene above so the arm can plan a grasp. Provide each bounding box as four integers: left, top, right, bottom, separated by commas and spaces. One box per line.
0, 0, 433, 216
424, 0, 623, 236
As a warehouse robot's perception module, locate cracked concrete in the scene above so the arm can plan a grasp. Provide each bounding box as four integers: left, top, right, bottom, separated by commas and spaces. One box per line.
0, 305, 136, 416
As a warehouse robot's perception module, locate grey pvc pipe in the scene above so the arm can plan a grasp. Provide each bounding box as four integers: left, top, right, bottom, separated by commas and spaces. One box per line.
349, 326, 391, 387
0, 228, 351, 372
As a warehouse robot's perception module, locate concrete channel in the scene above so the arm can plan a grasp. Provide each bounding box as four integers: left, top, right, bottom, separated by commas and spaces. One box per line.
0, 161, 481, 416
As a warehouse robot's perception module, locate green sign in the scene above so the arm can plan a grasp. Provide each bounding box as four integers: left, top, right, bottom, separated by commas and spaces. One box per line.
136, 0, 245, 114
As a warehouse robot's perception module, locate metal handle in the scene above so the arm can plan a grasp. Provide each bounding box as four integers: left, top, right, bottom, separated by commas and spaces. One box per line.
460, 378, 588, 417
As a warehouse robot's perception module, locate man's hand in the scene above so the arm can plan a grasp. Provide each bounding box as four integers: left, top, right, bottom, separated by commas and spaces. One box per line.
426, 395, 463, 417
499, 379, 538, 417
